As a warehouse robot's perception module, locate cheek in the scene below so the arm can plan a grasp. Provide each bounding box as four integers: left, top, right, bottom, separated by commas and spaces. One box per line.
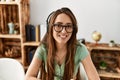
68, 33, 72, 39
53, 30, 57, 39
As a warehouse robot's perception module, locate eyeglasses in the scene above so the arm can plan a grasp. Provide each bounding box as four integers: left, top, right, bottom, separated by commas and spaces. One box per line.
53, 23, 73, 33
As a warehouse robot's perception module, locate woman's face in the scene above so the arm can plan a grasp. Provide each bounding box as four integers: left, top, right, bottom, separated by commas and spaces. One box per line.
53, 13, 73, 45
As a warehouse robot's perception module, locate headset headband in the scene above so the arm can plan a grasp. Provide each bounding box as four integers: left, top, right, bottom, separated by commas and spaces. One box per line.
46, 11, 55, 33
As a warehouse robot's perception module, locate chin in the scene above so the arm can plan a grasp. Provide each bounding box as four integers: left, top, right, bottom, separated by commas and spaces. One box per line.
57, 40, 68, 44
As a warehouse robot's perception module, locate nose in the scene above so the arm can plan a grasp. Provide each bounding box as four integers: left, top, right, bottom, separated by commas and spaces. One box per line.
61, 27, 67, 33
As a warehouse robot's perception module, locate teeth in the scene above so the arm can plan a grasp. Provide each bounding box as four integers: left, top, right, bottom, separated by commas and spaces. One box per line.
60, 35, 66, 38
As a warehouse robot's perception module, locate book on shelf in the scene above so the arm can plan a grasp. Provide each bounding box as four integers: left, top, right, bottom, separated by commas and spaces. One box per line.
30, 25, 35, 41
28, 49, 35, 64
25, 24, 36, 41
40, 24, 47, 40
27, 47, 36, 64
25, 24, 31, 41
35, 24, 40, 42
25, 24, 41, 42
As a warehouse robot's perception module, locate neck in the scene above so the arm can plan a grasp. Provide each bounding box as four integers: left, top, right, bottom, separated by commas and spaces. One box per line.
56, 43, 67, 51
55, 43, 67, 65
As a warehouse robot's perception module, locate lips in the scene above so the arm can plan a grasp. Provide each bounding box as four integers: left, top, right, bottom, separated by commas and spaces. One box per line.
59, 35, 67, 39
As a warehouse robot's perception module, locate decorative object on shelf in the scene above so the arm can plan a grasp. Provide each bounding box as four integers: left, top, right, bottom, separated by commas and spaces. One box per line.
116, 67, 120, 73
99, 61, 107, 70
15, 0, 20, 2
8, 22, 14, 34
6, 0, 12, 2
5, 47, 21, 58
0, 0, 5, 2
109, 40, 115, 47
78, 38, 86, 44
14, 30, 18, 34
92, 31, 102, 45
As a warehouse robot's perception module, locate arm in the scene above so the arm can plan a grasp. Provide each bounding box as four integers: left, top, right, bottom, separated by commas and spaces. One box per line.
25, 56, 42, 80
81, 54, 100, 80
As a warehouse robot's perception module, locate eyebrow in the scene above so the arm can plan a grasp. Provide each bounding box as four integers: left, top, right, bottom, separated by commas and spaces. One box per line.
54, 22, 72, 25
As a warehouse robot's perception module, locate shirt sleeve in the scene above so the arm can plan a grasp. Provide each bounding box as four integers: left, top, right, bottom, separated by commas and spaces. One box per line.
34, 44, 47, 61
75, 43, 89, 63
74, 42, 89, 76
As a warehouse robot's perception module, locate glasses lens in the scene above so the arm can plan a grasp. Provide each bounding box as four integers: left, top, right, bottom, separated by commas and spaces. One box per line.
65, 24, 73, 33
53, 24, 73, 33
53, 24, 63, 32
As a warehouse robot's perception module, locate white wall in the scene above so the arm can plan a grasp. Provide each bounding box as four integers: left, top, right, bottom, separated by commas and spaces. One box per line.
30, 0, 120, 43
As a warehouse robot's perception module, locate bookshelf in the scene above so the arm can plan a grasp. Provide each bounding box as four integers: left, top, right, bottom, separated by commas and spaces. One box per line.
23, 24, 40, 66
0, 0, 30, 69
86, 42, 120, 79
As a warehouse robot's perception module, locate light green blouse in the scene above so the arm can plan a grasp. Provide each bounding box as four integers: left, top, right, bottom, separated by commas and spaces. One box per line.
34, 42, 89, 80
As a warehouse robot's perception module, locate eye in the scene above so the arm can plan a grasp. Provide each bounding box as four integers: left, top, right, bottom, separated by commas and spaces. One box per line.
66, 24, 73, 28
57, 24, 62, 27
53, 23, 63, 32
53, 24, 62, 27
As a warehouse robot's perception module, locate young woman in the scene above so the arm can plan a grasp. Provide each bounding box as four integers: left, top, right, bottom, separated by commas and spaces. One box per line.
25, 7, 100, 80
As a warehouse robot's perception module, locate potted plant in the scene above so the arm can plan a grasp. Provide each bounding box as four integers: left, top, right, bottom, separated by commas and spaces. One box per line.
99, 61, 107, 70
109, 40, 115, 47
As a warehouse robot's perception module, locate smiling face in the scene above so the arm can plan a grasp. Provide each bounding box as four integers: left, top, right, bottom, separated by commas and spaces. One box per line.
53, 13, 73, 45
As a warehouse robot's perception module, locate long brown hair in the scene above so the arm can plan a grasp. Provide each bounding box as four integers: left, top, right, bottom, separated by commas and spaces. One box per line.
40, 7, 80, 80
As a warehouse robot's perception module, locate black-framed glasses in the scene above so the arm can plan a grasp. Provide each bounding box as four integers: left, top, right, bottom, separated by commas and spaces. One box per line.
53, 23, 73, 33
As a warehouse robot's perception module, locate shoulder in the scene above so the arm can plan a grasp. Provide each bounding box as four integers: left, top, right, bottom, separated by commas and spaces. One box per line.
37, 43, 47, 51
76, 41, 87, 50
34, 43, 47, 60
75, 41, 89, 61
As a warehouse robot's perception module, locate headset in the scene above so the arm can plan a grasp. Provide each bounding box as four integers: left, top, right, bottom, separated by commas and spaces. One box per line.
46, 11, 55, 33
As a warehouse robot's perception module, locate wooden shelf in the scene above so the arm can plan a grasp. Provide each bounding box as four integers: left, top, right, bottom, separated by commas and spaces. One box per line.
98, 70, 120, 78
23, 42, 40, 46
88, 46, 120, 51
86, 42, 120, 51
0, 1, 20, 5
0, 34, 21, 39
